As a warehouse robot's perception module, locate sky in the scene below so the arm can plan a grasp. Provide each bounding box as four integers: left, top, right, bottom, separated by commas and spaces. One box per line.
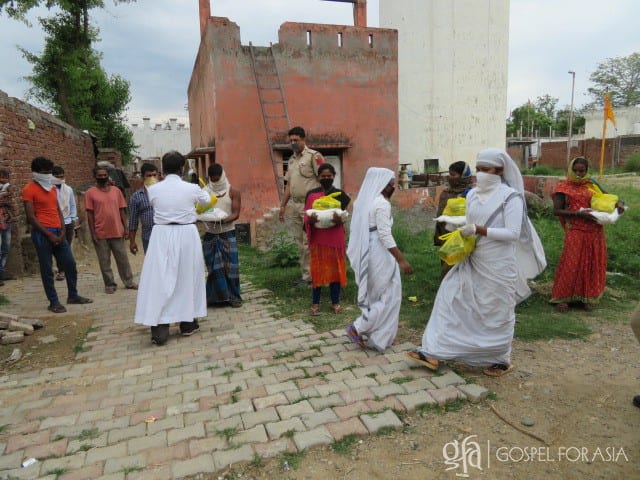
1, 0, 638, 126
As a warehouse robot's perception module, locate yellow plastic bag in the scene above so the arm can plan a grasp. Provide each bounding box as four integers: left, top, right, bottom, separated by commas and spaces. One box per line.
195, 191, 218, 214
312, 191, 342, 210
437, 230, 476, 266
442, 197, 466, 216
590, 193, 618, 213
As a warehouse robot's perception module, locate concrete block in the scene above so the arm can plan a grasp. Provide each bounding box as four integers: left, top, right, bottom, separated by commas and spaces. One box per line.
293, 426, 333, 451
359, 409, 403, 433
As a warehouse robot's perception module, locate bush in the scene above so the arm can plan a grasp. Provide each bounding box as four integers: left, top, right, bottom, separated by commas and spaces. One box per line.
268, 231, 299, 268
521, 165, 565, 176
622, 153, 640, 173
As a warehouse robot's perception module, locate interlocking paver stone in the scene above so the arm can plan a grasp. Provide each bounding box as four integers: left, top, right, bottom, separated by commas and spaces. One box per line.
457, 384, 490, 403
300, 408, 340, 429
241, 407, 280, 429
213, 444, 255, 470
360, 409, 403, 433
265, 418, 306, 439
430, 371, 467, 388
293, 426, 334, 450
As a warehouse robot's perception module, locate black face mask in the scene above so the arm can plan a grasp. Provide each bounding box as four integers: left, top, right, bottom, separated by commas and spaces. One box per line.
96, 177, 109, 186
290, 141, 302, 153
319, 178, 334, 189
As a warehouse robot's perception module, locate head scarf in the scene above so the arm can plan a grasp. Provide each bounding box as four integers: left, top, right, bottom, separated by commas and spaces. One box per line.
567, 157, 592, 185
207, 169, 230, 197
347, 167, 395, 280
476, 148, 524, 194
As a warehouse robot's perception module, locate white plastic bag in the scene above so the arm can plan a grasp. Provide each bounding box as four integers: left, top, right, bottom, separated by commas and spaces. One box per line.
306, 208, 348, 229
197, 207, 228, 223
579, 207, 620, 225
434, 214, 467, 232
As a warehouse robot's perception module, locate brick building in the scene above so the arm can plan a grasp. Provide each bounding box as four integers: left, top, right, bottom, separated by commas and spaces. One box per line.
188, 0, 398, 222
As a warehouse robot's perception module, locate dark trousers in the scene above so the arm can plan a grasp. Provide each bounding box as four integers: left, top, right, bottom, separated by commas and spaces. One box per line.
32, 228, 78, 305
56, 223, 75, 272
312, 282, 341, 305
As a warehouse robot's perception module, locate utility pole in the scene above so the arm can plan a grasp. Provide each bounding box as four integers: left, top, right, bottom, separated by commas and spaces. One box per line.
567, 71, 576, 164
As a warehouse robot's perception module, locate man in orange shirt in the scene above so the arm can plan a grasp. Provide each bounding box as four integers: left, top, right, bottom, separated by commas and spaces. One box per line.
22, 157, 92, 313
86, 165, 137, 294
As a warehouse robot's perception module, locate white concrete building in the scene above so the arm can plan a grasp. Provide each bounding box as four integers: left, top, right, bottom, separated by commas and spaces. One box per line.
129, 117, 191, 160
379, 0, 510, 172
583, 106, 640, 139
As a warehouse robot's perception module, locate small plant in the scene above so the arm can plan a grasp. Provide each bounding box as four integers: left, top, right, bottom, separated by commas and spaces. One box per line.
0, 424, 9, 434
272, 349, 300, 359
51, 434, 65, 441
283, 428, 296, 439
331, 434, 358, 455
445, 399, 465, 412
622, 152, 640, 173
77, 428, 99, 441
230, 385, 242, 403
416, 403, 442, 416
205, 364, 219, 371
268, 231, 299, 268
365, 372, 378, 379
46, 467, 67, 479
234, 362, 244, 371
251, 453, 263, 467
487, 391, 498, 401
255, 367, 263, 377
280, 451, 305, 470
78, 444, 94, 452
122, 466, 143, 474
390, 375, 414, 385
72, 341, 86, 353
376, 426, 397, 436
216, 427, 238, 442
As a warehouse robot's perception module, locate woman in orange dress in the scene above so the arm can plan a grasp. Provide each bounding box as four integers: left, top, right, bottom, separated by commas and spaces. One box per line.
304, 164, 351, 316
550, 157, 624, 312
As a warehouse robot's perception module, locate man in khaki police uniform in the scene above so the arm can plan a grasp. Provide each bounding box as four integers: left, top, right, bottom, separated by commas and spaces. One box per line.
279, 126, 324, 286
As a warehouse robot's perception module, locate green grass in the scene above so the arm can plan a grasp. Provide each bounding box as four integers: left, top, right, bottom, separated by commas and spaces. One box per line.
331, 434, 359, 455
280, 450, 305, 470
77, 428, 99, 441
0, 295, 9, 306
239, 183, 640, 342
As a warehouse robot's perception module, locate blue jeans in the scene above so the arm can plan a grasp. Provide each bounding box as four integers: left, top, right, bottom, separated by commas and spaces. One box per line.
31, 228, 78, 305
0, 227, 10, 275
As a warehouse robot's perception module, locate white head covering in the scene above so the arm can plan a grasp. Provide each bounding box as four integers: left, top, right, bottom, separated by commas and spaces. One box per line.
476, 148, 524, 194
476, 148, 546, 302
206, 170, 229, 197
347, 167, 395, 279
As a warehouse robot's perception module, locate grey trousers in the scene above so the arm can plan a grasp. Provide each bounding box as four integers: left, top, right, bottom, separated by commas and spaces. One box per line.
94, 237, 135, 288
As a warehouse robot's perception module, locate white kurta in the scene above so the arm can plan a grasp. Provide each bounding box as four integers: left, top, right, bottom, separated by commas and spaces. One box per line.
419, 184, 525, 366
134, 175, 210, 326
353, 195, 401, 352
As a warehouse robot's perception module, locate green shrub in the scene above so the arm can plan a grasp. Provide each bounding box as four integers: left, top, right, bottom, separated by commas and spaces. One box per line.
268, 231, 299, 267
622, 153, 640, 173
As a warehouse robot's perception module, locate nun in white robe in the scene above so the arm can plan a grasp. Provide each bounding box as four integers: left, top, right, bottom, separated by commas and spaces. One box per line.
412, 149, 546, 373
347, 167, 413, 352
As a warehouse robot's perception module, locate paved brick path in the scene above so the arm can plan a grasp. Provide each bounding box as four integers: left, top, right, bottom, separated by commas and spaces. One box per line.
0, 268, 487, 479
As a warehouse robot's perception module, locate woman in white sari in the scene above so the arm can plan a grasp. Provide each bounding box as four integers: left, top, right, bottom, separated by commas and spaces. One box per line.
407, 149, 546, 376
346, 167, 413, 352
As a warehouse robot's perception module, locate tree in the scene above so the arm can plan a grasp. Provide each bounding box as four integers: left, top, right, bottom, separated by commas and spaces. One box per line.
587, 52, 640, 107
507, 96, 585, 137
2, 0, 136, 162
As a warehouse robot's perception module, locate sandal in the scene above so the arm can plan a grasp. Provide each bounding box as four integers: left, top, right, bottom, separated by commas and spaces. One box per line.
67, 295, 93, 305
331, 304, 342, 314
345, 323, 365, 348
310, 304, 321, 316
405, 350, 439, 371
483, 364, 514, 377
55, 272, 65, 281
555, 302, 569, 313
47, 303, 67, 314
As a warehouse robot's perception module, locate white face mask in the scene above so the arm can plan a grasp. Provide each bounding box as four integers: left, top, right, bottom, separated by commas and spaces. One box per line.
52, 177, 63, 186
33, 172, 54, 191
475, 171, 502, 191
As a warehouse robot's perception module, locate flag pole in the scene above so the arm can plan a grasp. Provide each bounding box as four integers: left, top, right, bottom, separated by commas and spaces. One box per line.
599, 107, 607, 182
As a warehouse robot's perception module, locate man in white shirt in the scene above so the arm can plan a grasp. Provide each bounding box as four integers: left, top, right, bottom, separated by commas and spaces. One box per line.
134, 151, 212, 345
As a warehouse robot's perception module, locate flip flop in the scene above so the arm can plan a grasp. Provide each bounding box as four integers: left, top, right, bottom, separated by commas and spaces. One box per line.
344, 323, 365, 348
483, 364, 514, 377
405, 350, 439, 371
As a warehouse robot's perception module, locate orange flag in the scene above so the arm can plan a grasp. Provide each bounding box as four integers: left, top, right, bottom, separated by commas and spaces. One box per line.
604, 92, 616, 127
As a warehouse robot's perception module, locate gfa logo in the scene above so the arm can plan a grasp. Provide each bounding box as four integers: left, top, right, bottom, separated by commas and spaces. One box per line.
442, 435, 484, 477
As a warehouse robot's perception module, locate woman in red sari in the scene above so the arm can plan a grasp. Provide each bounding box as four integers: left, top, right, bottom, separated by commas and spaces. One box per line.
304, 164, 351, 316
550, 157, 624, 312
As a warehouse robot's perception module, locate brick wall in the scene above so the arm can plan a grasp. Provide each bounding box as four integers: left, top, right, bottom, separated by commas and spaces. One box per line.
0, 90, 96, 275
